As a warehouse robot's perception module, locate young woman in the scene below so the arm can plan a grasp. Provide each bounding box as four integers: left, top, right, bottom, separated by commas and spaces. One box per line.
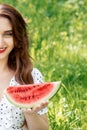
0, 4, 49, 130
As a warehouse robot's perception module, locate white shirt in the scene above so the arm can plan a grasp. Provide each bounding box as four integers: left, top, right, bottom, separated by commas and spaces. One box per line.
0, 68, 48, 130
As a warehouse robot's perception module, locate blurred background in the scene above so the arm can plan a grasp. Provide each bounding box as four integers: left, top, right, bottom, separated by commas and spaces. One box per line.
0, 0, 87, 129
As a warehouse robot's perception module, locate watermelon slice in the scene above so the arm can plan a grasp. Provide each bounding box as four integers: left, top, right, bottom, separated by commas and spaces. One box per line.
4, 81, 61, 108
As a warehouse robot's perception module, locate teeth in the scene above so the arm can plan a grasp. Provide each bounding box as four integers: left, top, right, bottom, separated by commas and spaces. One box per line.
0, 47, 7, 52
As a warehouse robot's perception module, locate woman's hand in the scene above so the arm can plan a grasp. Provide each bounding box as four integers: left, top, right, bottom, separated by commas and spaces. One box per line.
23, 101, 49, 114
22, 101, 49, 130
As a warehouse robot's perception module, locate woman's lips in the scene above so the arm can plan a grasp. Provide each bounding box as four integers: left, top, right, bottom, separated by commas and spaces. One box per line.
0, 47, 7, 53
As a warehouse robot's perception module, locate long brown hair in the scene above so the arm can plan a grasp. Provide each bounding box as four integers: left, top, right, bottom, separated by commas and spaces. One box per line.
0, 4, 33, 84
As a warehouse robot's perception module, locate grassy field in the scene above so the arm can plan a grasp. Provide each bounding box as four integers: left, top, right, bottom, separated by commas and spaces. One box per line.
0, 0, 87, 129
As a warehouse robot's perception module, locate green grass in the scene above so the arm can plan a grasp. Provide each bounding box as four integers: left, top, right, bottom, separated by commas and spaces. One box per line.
1, 0, 87, 129
48, 83, 87, 130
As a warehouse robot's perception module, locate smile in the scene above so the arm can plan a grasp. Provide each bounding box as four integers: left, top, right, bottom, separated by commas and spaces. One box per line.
0, 47, 7, 53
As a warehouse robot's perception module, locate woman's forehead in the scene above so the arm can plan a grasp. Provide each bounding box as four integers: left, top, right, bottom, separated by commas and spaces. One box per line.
0, 17, 12, 32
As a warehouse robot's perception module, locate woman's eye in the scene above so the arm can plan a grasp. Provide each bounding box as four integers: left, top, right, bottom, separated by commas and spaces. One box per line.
4, 32, 13, 37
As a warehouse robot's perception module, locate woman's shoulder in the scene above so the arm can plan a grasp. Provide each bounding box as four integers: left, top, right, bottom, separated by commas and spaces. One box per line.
31, 68, 44, 84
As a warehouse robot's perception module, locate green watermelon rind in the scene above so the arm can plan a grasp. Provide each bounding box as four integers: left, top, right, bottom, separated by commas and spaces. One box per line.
4, 81, 61, 108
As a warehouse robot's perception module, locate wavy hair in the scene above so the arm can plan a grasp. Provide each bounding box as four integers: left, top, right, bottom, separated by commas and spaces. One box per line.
0, 4, 33, 84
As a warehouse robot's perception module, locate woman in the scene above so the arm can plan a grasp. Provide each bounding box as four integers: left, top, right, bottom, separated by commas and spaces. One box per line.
0, 4, 49, 130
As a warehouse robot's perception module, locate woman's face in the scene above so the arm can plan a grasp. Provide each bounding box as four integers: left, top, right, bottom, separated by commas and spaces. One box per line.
0, 17, 14, 61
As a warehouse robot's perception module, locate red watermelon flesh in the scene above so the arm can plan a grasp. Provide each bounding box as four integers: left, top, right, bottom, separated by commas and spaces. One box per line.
4, 81, 61, 108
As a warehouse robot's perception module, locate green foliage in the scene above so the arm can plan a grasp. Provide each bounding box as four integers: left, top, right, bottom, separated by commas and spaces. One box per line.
1, 0, 87, 129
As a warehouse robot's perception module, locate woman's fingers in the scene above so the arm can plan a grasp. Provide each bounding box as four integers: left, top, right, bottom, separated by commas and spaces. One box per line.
22, 100, 49, 114
33, 101, 49, 112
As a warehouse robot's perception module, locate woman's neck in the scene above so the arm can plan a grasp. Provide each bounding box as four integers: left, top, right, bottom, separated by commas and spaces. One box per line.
0, 59, 9, 73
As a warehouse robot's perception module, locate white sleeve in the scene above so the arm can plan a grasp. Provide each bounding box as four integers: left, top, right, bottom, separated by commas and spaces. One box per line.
31, 68, 48, 115
31, 68, 44, 84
